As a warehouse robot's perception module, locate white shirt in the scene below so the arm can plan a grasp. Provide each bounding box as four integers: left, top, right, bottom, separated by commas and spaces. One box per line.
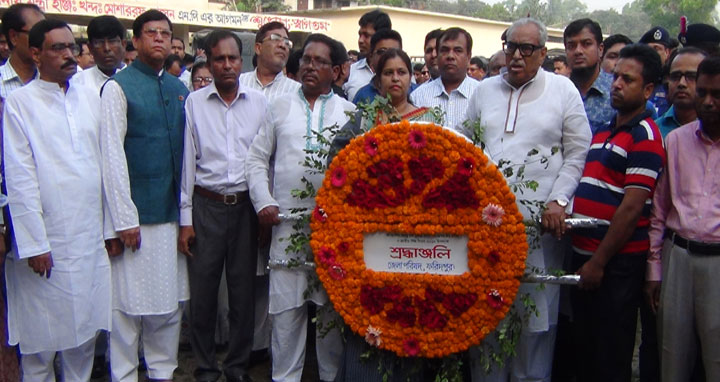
3, 79, 111, 353
0, 59, 37, 100
246, 88, 355, 313
465, 69, 591, 331
239, 69, 299, 100
71, 64, 125, 95
343, 58, 373, 103
409, 76, 479, 133
100, 78, 189, 315
179, 69, 192, 91
180, 82, 267, 226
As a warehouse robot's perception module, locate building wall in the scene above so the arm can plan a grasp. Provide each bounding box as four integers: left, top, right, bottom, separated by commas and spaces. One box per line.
287, 6, 565, 58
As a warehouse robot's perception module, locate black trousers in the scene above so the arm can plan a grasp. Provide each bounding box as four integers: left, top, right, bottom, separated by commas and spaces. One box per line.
188, 193, 258, 381
570, 252, 645, 382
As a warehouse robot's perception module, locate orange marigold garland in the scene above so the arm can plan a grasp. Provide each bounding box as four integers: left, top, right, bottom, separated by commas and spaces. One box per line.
310, 121, 528, 358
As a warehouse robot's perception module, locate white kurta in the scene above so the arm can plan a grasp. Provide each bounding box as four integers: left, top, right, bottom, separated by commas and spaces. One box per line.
246, 88, 355, 314
71, 64, 125, 96
100, 80, 189, 316
3, 79, 111, 354
466, 69, 591, 331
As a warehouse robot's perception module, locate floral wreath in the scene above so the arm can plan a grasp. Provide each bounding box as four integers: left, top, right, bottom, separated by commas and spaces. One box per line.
310, 121, 528, 358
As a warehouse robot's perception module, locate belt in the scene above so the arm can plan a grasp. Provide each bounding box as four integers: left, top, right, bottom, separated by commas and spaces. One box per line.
194, 185, 249, 205
669, 230, 720, 256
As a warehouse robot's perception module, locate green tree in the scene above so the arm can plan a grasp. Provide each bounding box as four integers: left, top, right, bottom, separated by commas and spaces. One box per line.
641, 0, 718, 36
545, 0, 587, 27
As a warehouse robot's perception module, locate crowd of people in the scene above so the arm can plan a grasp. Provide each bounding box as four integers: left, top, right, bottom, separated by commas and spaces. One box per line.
0, 3, 718, 382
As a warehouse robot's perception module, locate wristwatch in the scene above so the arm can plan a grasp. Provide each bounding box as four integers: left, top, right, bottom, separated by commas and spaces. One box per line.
0, 225, 6, 236
554, 199, 568, 208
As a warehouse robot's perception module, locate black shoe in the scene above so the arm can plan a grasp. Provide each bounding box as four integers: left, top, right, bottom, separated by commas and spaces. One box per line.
226, 374, 253, 382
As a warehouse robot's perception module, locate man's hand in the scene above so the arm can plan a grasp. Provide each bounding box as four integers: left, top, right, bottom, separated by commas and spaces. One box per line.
258, 206, 281, 227
28, 252, 53, 278
118, 227, 141, 252
178, 226, 195, 258
105, 238, 124, 257
542, 201, 567, 239
577, 258, 604, 290
644, 280, 662, 314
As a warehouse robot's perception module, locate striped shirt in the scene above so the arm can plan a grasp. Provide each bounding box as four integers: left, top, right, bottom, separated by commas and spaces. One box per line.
0, 60, 37, 100
409, 76, 478, 132
572, 110, 666, 256
238, 69, 299, 101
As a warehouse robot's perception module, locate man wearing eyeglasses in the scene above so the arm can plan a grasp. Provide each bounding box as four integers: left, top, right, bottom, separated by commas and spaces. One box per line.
239, 21, 298, 100
654, 48, 707, 138
99, 10, 189, 382
466, 18, 591, 382
72, 15, 126, 94
180, 30, 265, 382
3, 18, 112, 382
246, 33, 354, 382
0, 3, 44, 99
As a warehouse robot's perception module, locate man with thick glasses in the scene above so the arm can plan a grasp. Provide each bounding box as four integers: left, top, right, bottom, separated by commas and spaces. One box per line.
654, 47, 707, 138
466, 18, 591, 382
100, 10, 189, 382
72, 15, 126, 94
246, 33, 353, 382
3, 18, 112, 382
239, 21, 298, 100
0, 3, 44, 99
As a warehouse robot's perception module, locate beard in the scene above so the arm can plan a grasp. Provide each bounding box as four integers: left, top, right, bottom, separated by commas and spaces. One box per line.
570, 63, 599, 85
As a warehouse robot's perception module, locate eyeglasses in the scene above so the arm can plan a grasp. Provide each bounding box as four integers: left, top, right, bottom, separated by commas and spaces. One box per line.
421, 70, 429, 75
263, 33, 293, 49
49, 43, 80, 56
299, 55, 332, 68
503, 41, 544, 57
668, 71, 697, 83
142, 28, 172, 39
90, 37, 123, 49
192, 77, 213, 84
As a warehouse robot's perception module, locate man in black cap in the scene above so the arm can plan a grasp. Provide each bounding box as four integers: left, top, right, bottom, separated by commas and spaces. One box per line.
640, 26, 671, 116
679, 23, 720, 56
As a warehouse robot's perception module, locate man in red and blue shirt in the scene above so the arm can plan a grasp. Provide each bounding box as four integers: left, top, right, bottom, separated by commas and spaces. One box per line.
570, 43, 666, 382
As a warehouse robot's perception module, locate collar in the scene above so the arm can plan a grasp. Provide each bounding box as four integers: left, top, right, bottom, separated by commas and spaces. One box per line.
356, 58, 373, 73
608, 109, 653, 130
206, 81, 247, 103
252, 68, 286, 88
587, 70, 612, 97
658, 105, 679, 125
696, 120, 720, 144
35, 78, 68, 92
428, 76, 475, 98
131, 59, 163, 77
299, 86, 334, 102
501, 69, 541, 92
0, 59, 37, 84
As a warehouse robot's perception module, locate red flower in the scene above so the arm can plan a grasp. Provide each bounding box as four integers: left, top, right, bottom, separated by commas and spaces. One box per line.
488, 251, 500, 265
408, 129, 427, 149
425, 288, 445, 303
482, 204, 505, 227
317, 246, 337, 266
403, 338, 421, 357
423, 172, 479, 210
338, 241, 349, 253
328, 264, 346, 280
416, 297, 448, 329
360, 285, 402, 314
442, 292, 478, 317
457, 157, 475, 176
408, 156, 444, 195
312, 206, 327, 223
364, 136, 379, 156
487, 290, 504, 310
331, 166, 347, 187
386, 297, 416, 328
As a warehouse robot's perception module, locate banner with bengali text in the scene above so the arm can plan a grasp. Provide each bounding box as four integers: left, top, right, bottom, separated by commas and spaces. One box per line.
0, 0, 331, 32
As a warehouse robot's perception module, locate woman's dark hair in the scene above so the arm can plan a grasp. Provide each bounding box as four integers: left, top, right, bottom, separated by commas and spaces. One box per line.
372, 48, 412, 95
190, 61, 209, 78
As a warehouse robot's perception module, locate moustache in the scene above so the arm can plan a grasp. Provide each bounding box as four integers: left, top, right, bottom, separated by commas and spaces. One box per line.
61, 60, 77, 69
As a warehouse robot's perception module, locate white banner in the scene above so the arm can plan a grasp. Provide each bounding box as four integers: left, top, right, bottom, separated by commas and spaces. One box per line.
363, 233, 469, 275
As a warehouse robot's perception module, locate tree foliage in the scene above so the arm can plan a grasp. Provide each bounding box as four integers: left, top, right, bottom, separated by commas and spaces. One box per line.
642, 0, 718, 36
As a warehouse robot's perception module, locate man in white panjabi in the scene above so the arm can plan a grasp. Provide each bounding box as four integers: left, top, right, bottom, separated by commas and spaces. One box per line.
465, 18, 591, 382
71, 15, 126, 94
3, 19, 114, 381
99, 10, 189, 382
246, 34, 355, 382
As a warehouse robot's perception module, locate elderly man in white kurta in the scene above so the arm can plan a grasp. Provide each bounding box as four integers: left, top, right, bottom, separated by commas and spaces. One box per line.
246, 34, 354, 382
465, 18, 591, 382
3, 19, 112, 382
